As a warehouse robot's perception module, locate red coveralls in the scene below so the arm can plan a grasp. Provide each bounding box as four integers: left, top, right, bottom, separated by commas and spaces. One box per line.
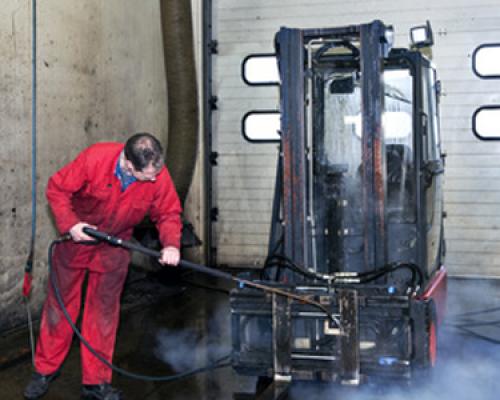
35, 142, 182, 384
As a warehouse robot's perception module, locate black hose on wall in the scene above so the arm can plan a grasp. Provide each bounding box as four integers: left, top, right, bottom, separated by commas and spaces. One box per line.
160, 0, 199, 204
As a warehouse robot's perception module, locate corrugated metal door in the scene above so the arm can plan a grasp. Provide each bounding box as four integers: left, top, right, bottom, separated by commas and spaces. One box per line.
211, 0, 500, 277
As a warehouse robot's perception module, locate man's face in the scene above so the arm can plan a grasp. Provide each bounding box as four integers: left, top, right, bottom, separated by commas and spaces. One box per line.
125, 160, 160, 182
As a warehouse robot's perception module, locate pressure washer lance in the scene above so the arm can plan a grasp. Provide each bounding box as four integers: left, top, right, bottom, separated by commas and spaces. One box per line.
82, 227, 341, 328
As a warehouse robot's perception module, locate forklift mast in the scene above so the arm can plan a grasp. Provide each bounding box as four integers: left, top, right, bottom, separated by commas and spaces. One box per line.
232, 20, 446, 390
279, 21, 392, 275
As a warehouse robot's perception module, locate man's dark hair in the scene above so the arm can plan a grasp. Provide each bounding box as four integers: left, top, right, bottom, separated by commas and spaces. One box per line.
124, 133, 164, 171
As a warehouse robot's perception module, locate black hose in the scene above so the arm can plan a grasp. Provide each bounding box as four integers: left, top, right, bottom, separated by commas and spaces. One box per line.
48, 238, 230, 382
49, 228, 343, 380
264, 253, 423, 290
358, 262, 423, 289
263, 254, 329, 282
263, 260, 317, 281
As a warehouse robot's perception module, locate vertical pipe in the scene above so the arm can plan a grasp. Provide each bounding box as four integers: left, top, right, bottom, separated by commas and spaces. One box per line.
24, 0, 37, 278
26, 0, 38, 366
31, 0, 37, 252
202, 0, 214, 266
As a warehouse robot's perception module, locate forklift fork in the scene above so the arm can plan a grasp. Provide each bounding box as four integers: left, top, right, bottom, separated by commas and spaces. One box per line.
339, 289, 360, 384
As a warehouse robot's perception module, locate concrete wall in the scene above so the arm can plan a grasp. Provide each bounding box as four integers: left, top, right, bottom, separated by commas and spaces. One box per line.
0, 0, 178, 331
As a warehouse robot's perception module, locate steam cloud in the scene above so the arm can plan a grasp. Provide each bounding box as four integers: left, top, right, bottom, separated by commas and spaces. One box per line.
153, 297, 231, 372
292, 279, 500, 400
153, 279, 500, 399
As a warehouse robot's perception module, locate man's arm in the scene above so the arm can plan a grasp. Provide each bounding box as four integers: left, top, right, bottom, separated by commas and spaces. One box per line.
149, 168, 183, 266
46, 148, 96, 240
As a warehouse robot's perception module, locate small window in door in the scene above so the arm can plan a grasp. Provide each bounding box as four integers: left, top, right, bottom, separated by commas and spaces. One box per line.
242, 110, 281, 142
473, 44, 500, 79
473, 106, 500, 140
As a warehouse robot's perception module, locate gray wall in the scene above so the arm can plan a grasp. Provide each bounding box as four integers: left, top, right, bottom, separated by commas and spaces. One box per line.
0, 0, 170, 331
211, 0, 500, 278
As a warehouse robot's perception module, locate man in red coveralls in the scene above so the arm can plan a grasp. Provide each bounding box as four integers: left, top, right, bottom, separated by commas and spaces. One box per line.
24, 133, 182, 400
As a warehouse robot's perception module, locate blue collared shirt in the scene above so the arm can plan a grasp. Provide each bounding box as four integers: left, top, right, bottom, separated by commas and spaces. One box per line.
115, 158, 137, 191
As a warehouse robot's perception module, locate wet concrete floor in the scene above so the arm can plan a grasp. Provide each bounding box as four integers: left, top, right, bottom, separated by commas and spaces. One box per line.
0, 275, 499, 399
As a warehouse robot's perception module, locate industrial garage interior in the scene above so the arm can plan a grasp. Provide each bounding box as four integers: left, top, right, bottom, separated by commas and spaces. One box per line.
1, 1, 500, 399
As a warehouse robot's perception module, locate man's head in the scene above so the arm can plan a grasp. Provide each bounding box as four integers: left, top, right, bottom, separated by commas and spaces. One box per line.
123, 133, 164, 182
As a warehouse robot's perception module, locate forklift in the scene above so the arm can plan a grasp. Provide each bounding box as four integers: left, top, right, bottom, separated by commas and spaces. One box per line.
232, 20, 447, 397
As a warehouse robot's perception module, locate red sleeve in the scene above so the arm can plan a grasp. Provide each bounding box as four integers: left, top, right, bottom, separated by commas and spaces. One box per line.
46, 148, 90, 234
149, 168, 183, 249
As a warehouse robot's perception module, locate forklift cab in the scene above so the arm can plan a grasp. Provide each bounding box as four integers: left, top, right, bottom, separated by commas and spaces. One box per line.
232, 20, 446, 389
312, 43, 444, 280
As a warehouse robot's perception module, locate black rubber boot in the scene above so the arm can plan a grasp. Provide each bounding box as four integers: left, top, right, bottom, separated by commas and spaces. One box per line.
81, 383, 123, 400
23, 371, 60, 399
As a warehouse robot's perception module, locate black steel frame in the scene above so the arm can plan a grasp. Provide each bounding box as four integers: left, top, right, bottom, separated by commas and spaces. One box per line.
203, 0, 216, 267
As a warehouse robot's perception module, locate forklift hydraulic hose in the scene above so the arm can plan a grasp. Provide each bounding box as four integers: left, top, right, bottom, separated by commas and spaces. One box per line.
47, 238, 230, 382
263, 253, 423, 291
81, 227, 341, 327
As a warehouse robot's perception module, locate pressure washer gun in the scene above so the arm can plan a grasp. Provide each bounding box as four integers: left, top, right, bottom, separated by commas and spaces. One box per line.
82, 227, 231, 280
81, 227, 340, 327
